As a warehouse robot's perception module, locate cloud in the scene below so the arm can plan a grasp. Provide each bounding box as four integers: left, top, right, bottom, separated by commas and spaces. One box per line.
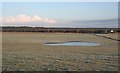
43, 18, 56, 24
1, 15, 118, 28
2, 14, 56, 24
70, 18, 118, 28
72, 18, 117, 24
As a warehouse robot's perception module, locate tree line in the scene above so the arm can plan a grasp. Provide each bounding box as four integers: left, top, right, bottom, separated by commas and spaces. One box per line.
1, 26, 119, 33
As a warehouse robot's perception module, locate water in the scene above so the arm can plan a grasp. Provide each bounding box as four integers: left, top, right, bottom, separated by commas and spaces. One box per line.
44, 41, 101, 46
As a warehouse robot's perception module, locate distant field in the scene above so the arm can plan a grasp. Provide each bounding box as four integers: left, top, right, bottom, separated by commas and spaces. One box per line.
96, 33, 119, 41
2, 32, 118, 71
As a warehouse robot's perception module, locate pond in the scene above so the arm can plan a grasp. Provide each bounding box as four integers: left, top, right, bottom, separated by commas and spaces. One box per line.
44, 41, 101, 46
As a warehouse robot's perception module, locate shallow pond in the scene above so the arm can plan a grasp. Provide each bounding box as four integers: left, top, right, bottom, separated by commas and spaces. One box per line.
44, 41, 101, 46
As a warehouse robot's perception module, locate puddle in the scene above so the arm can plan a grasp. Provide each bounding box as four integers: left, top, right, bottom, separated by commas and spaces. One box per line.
44, 41, 101, 46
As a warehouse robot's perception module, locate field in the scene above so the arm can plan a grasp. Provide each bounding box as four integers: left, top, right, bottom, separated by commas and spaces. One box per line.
2, 32, 118, 71
96, 33, 119, 41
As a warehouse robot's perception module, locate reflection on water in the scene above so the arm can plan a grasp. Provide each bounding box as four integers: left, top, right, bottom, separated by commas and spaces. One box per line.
44, 41, 101, 46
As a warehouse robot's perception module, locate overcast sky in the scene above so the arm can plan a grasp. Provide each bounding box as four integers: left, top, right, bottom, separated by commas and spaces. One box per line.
1, 2, 118, 28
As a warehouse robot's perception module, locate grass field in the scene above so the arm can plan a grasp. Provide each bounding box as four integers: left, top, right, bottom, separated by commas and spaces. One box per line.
2, 32, 118, 71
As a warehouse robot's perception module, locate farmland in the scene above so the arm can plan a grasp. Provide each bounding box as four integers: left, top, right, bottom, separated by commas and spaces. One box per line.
2, 32, 118, 71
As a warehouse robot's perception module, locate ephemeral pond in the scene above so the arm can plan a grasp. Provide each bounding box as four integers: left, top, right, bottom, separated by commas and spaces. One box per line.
44, 41, 101, 46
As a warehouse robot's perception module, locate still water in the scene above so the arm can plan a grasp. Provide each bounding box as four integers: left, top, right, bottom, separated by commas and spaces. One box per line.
44, 41, 101, 46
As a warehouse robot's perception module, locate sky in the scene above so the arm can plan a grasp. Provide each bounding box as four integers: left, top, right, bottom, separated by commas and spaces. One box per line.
1, 2, 118, 28
2, 0, 120, 2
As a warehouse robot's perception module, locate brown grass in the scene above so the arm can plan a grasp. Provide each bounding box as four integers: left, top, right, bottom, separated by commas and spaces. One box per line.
2, 32, 118, 71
